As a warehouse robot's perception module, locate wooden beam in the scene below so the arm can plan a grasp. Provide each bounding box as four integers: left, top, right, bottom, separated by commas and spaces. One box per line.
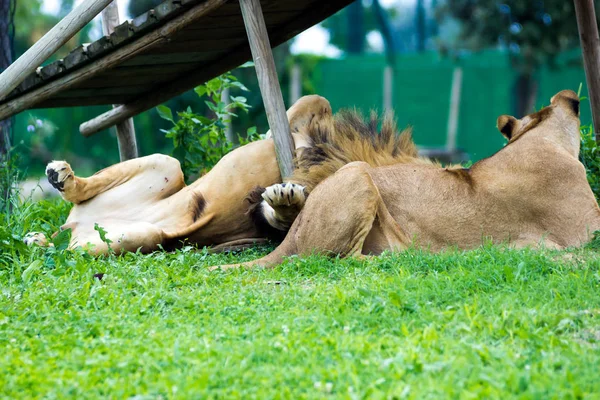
102, 1, 138, 161
574, 0, 600, 143
78, 0, 353, 137
0, 0, 228, 121
0, 0, 114, 101
80, 48, 251, 137
239, 0, 295, 178
446, 66, 463, 153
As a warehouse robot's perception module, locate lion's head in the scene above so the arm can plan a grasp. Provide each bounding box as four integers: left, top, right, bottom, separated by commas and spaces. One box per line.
496, 90, 581, 157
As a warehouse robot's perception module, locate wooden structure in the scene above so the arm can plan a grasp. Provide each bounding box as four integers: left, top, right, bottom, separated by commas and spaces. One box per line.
101, 1, 138, 160
0, 0, 353, 173
1, 0, 599, 168
574, 0, 600, 143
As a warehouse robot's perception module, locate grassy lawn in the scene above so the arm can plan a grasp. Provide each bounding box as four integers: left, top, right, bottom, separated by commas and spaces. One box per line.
1, 199, 600, 399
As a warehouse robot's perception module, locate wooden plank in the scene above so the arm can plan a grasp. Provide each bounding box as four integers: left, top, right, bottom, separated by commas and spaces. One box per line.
12, 1, 204, 96
36, 96, 138, 108
0, 0, 115, 101
240, 0, 295, 178
119, 51, 226, 66
574, 0, 600, 142
0, 0, 229, 120
56, 85, 149, 97
39, 60, 66, 80
78, 64, 201, 88
79, 48, 253, 136
131, 10, 159, 33
183, 11, 299, 29
102, 1, 139, 161
150, 38, 246, 53
77, 0, 353, 133
63, 44, 90, 69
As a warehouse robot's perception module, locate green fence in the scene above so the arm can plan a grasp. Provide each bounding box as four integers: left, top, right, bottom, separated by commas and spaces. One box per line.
311, 51, 590, 161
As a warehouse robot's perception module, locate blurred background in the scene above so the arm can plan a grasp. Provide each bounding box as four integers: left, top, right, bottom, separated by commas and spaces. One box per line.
2, 0, 598, 177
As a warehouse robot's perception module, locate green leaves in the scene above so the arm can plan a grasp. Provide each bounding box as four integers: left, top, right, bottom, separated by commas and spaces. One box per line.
21, 259, 43, 283
154, 71, 258, 180
156, 105, 174, 123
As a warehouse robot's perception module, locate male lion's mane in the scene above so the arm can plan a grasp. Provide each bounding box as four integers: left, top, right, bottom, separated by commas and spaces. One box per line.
289, 109, 433, 192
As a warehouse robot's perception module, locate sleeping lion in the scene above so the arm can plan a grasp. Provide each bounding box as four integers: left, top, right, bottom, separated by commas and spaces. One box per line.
214, 90, 600, 270
25, 95, 423, 254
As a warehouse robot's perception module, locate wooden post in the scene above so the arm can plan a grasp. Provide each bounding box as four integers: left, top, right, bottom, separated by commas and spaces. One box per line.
239, 0, 295, 178
0, 0, 114, 101
446, 66, 463, 153
289, 63, 302, 105
221, 86, 235, 143
574, 0, 600, 143
383, 65, 393, 111
101, 1, 138, 160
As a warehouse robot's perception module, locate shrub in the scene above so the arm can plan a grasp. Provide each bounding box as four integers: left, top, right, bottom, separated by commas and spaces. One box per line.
580, 123, 600, 200
157, 71, 260, 180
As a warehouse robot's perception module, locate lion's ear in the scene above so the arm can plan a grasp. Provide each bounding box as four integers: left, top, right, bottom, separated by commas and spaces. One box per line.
550, 90, 580, 116
497, 115, 518, 140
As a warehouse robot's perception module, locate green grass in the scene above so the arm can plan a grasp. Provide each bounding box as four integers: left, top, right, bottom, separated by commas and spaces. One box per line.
1, 199, 600, 399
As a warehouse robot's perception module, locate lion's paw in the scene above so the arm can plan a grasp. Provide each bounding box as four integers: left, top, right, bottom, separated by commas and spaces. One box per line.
23, 232, 49, 247
46, 161, 74, 192
262, 183, 306, 209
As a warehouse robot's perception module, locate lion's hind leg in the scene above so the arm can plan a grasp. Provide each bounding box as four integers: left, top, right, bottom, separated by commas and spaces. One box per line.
46, 154, 185, 204
214, 162, 400, 270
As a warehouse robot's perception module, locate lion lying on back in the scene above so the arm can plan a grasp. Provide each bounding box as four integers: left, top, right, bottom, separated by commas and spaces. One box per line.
25, 95, 424, 254
216, 90, 600, 270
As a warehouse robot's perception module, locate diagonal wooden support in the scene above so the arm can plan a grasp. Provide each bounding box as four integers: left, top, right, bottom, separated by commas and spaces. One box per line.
239, 0, 295, 178
101, 1, 138, 160
0, 0, 114, 101
574, 0, 600, 143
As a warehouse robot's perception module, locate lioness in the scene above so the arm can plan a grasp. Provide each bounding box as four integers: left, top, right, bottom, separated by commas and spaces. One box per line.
25, 95, 423, 254
217, 90, 600, 269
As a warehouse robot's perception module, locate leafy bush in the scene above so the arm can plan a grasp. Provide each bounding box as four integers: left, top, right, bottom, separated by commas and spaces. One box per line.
580, 123, 600, 200
157, 71, 260, 180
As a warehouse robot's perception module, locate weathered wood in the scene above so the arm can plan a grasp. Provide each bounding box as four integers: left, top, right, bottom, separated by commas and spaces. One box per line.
119, 52, 225, 66
574, 0, 600, 143
0, 0, 229, 120
63, 45, 90, 70
0, 0, 114, 101
382, 65, 393, 111
446, 66, 463, 152
240, 0, 295, 178
289, 63, 301, 105
77, 0, 353, 136
102, 1, 138, 161
39, 60, 65, 80
80, 48, 253, 136
151, 38, 246, 53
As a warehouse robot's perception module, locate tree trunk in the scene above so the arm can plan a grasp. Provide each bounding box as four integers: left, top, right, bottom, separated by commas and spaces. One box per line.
512, 71, 538, 117
0, 0, 14, 160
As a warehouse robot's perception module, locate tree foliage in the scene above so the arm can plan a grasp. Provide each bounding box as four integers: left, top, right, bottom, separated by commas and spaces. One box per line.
438, 0, 600, 73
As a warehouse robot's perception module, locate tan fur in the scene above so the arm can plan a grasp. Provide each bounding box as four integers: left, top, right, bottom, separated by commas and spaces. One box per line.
27, 95, 426, 255
289, 110, 431, 193
29, 96, 331, 254
215, 90, 600, 270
